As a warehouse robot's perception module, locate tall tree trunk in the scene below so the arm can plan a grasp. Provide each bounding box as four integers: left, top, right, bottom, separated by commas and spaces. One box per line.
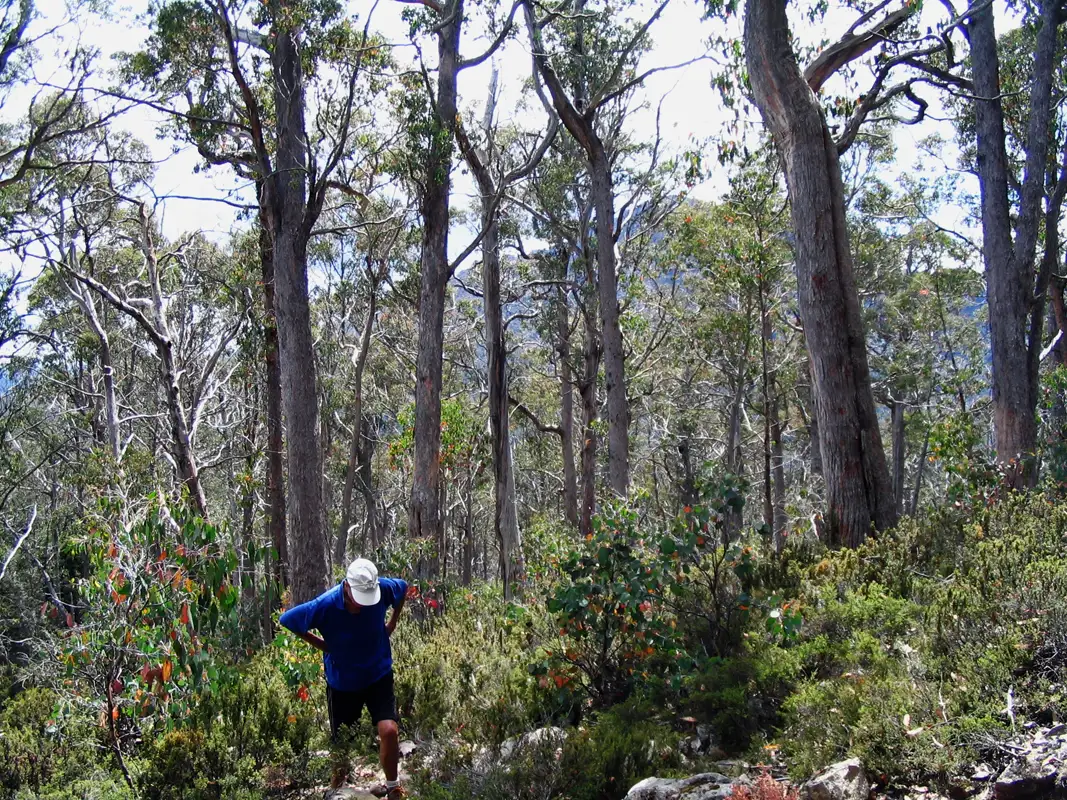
356, 416, 379, 551
270, 5, 326, 603
455, 72, 525, 598
160, 335, 208, 517
132, 205, 208, 519
321, 410, 334, 575
800, 356, 822, 479
744, 0, 897, 546
578, 294, 600, 536
527, 0, 629, 497
771, 393, 788, 546
482, 209, 524, 597
891, 398, 906, 516
967, 0, 1060, 486
462, 466, 474, 586
590, 149, 629, 496
556, 281, 580, 527
409, 0, 462, 577
258, 211, 289, 591
759, 278, 786, 542
336, 285, 377, 566
438, 475, 449, 579
240, 376, 259, 638
66, 274, 121, 465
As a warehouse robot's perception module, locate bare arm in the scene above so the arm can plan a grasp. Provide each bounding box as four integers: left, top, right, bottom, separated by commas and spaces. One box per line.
295, 630, 328, 653
386, 593, 406, 636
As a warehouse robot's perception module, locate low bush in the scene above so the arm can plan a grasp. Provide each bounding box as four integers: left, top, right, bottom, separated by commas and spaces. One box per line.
409, 698, 681, 800
0, 687, 128, 799
764, 494, 1067, 784
135, 649, 326, 798
391, 583, 561, 743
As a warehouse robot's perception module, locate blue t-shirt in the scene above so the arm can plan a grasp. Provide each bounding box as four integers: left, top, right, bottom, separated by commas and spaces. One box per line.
279, 577, 407, 692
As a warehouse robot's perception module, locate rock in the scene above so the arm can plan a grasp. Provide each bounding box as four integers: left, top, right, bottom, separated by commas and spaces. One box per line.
625, 772, 738, 800
993, 760, 1056, 799
697, 724, 714, 748
1047, 723, 1067, 737
398, 740, 418, 758
324, 790, 377, 800
802, 758, 869, 800
499, 726, 567, 760
972, 764, 995, 781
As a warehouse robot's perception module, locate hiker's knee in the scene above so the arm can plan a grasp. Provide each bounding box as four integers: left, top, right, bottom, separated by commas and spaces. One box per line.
378, 719, 399, 743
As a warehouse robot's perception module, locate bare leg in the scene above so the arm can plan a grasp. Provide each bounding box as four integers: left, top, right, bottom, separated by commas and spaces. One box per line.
377, 719, 399, 782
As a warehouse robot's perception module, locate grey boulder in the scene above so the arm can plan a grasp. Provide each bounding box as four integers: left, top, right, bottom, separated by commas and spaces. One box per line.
993, 760, 1056, 799
324, 790, 378, 800
802, 758, 869, 800
625, 772, 738, 799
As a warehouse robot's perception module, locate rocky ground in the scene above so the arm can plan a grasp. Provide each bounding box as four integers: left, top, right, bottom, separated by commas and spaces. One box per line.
310, 720, 1067, 799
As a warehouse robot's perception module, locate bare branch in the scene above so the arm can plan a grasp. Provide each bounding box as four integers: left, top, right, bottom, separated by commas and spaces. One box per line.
804, 4, 915, 93
0, 505, 36, 583
587, 0, 671, 112
458, 0, 521, 69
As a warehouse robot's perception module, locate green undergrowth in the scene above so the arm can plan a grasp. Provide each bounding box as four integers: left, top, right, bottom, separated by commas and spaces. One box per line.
765, 495, 1067, 785
4, 494, 1067, 798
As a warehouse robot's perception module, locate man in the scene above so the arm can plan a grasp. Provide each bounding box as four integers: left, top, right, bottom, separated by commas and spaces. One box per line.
280, 558, 408, 799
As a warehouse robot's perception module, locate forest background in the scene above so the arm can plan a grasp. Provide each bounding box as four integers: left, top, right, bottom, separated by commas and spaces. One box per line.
0, 0, 1064, 795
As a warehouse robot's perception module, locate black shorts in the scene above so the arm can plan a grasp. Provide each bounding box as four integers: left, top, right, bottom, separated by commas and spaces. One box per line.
326, 671, 398, 738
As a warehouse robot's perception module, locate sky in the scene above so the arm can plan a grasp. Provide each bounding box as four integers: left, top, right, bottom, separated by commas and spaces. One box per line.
21, 0, 982, 257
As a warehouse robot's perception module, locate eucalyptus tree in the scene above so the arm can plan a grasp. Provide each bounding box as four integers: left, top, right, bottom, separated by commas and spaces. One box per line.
653, 155, 797, 543
960, 0, 1065, 485
124, 0, 391, 600
454, 64, 557, 597
522, 0, 700, 499
740, 0, 976, 544
851, 168, 987, 514
512, 134, 603, 535
396, 0, 519, 575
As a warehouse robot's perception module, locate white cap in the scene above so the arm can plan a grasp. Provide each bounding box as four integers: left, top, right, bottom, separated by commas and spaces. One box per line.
345, 558, 381, 606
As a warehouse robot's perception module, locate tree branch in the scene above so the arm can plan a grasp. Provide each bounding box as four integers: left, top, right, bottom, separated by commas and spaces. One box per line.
804, 4, 915, 93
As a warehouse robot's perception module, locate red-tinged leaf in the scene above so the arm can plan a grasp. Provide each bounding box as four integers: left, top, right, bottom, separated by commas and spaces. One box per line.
65, 612, 74, 628
141, 663, 151, 682
180, 603, 190, 625
162, 659, 173, 682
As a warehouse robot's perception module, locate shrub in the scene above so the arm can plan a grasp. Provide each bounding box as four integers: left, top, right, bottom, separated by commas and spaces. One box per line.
133, 647, 325, 798
408, 699, 681, 800
766, 494, 1067, 784
730, 771, 799, 800
557, 702, 683, 800
534, 503, 687, 708
0, 687, 133, 799
391, 583, 559, 742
